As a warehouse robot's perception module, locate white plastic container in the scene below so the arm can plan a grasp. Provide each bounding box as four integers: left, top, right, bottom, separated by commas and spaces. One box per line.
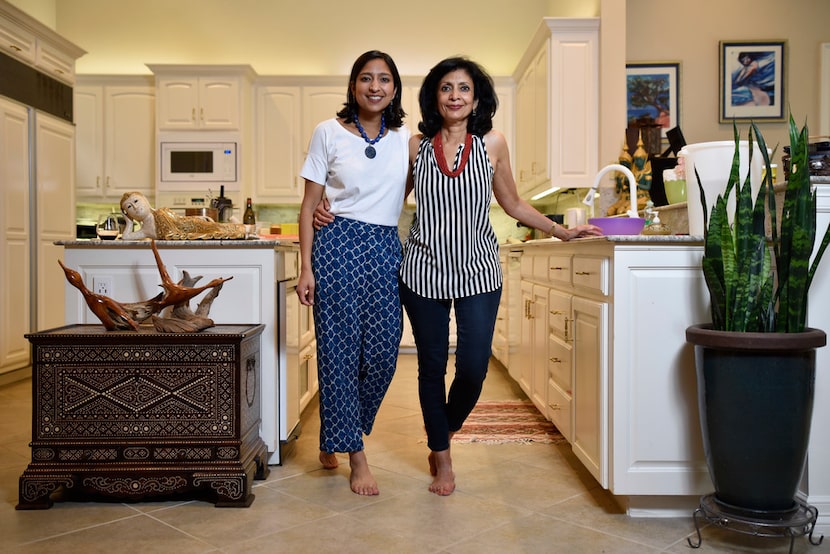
680, 140, 766, 235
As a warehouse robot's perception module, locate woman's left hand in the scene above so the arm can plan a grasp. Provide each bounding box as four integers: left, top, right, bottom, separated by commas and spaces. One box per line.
557, 223, 604, 241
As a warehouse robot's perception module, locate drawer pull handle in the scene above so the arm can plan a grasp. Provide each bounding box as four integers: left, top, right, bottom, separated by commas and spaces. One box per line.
549, 357, 562, 363
302, 353, 313, 361
575, 271, 593, 276
549, 403, 562, 410
550, 266, 565, 270
550, 310, 564, 315
10, 44, 22, 52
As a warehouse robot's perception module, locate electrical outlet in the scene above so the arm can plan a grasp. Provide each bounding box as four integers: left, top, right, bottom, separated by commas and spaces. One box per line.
93, 276, 113, 297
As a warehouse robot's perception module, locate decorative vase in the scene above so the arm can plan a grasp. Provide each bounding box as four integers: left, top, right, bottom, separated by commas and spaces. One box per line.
686, 324, 826, 514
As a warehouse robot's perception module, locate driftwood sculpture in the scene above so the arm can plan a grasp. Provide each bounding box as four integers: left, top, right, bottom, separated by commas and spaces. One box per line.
59, 240, 233, 332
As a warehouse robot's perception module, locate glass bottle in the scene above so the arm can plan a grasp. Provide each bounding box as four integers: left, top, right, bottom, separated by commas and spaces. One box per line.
243, 198, 256, 234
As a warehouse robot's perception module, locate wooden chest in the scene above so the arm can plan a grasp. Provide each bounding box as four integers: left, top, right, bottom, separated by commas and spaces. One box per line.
17, 324, 269, 509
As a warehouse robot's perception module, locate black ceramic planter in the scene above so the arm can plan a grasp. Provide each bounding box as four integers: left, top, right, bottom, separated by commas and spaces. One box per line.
686, 324, 826, 514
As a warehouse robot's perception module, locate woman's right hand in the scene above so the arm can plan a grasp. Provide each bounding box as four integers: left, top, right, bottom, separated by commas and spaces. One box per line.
313, 198, 334, 230
297, 271, 315, 306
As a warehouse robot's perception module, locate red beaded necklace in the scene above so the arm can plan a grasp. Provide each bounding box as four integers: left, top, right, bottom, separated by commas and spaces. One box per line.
433, 132, 473, 178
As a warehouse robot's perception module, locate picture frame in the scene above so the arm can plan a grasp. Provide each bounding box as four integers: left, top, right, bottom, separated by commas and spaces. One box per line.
625, 62, 680, 138
720, 40, 786, 122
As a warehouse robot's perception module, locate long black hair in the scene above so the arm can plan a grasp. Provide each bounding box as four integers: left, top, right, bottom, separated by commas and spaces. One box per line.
337, 50, 406, 128
418, 57, 497, 138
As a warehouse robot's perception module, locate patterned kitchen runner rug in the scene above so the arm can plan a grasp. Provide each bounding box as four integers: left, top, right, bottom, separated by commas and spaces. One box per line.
450, 400, 566, 444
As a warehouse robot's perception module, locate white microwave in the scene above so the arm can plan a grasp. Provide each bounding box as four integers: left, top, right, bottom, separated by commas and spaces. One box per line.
159, 139, 239, 190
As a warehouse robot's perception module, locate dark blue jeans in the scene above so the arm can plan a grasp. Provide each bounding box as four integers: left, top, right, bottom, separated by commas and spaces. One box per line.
400, 279, 502, 452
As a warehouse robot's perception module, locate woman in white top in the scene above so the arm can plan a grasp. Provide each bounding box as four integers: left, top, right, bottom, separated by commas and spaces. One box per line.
298, 50, 410, 496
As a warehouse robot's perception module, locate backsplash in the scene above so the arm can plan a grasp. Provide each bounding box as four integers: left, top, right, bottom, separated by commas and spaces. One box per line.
77, 187, 594, 243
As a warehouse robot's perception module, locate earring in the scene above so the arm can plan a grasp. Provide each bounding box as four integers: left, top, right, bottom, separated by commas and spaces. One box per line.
472, 109, 477, 117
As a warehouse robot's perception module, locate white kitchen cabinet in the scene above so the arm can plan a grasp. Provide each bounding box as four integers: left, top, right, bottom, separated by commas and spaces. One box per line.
511, 238, 712, 513
62, 242, 292, 463
155, 76, 239, 130
571, 294, 608, 487
149, 65, 255, 131
0, 5, 79, 380
0, 99, 74, 378
0, 97, 31, 375
0, 2, 84, 85
74, 79, 155, 201
518, 254, 550, 414
254, 85, 302, 202
301, 86, 345, 157
35, 112, 75, 332
513, 18, 599, 199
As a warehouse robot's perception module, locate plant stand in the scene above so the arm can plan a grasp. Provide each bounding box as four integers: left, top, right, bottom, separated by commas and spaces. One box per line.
687, 494, 824, 553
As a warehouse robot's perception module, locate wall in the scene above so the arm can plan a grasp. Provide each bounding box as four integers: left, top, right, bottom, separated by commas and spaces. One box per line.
626, 0, 830, 167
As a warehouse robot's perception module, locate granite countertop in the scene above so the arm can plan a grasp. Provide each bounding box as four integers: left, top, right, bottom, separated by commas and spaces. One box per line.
57, 239, 283, 248
503, 234, 704, 248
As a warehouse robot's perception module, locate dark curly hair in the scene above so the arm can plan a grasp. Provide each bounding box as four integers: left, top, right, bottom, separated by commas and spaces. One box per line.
418, 57, 498, 138
336, 50, 406, 128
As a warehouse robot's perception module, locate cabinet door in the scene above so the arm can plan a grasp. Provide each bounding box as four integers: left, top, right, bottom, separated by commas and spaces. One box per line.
255, 86, 302, 202
515, 67, 533, 192
35, 112, 74, 331
198, 77, 240, 129
73, 86, 105, 197
530, 284, 549, 414
518, 280, 534, 395
105, 86, 155, 198
156, 77, 199, 129
572, 295, 609, 487
301, 87, 345, 158
531, 47, 548, 184
0, 97, 31, 373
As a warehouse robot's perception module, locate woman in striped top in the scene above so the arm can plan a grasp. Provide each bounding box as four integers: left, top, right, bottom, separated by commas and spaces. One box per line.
401, 58, 602, 495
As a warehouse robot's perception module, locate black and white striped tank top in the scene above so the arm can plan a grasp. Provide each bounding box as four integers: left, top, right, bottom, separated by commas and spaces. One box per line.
400, 133, 502, 299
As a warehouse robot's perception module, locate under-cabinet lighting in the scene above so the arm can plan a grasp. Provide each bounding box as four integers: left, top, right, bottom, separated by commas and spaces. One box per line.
530, 186, 561, 201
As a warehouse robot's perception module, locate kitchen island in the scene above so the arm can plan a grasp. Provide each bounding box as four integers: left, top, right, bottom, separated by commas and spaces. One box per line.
57, 239, 306, 465
499, 232, 830, 527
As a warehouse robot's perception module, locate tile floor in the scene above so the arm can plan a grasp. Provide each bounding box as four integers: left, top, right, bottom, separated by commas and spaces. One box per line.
0, 355, 819, 553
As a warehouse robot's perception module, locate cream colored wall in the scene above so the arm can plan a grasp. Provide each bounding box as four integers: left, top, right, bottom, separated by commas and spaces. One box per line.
49, 0, 552, 76
626, 0, 830, 167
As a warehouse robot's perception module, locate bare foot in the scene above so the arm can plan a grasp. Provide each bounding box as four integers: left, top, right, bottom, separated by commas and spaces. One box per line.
348, 451, 379, 496
428, 432, 454, 477
428, 448, 456, 496
319, 451, 338, 469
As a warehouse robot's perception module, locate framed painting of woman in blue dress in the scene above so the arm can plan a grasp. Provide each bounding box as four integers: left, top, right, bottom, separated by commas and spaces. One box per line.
720, 40, 786, 122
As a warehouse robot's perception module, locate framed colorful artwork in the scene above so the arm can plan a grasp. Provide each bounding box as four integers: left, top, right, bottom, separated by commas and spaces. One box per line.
625, 62, 679, 138
720, 40, 786, 122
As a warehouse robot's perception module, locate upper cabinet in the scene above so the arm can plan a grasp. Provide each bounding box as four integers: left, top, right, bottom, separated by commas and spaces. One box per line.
513, 18, 599, 199
0, 2, 85, 85
147, 65, 256, 131
74, 77, 155, 201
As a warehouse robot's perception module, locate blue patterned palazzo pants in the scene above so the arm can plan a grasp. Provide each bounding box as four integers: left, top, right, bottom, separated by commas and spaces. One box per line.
312, 217, 403, 453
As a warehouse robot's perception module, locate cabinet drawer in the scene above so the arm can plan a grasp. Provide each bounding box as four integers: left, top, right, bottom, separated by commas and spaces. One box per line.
548, 333, 572, 392
572, 256, 609, 295
548, 288, 571, 340
547, 378, 572, 442
533, 255, 549, 281
548, 254, 572, 286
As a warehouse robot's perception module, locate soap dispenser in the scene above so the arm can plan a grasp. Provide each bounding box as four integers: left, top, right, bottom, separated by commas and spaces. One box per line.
642, 210, 672, 235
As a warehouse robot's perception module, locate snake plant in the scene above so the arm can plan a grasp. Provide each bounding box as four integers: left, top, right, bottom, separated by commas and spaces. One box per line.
698, 116, 830, 333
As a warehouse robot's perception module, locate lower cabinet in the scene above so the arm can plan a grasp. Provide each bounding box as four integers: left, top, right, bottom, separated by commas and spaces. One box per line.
508, 239, 712, 504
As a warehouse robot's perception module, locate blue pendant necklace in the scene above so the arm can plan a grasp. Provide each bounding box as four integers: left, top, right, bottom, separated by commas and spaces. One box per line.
354, 114, 386, 159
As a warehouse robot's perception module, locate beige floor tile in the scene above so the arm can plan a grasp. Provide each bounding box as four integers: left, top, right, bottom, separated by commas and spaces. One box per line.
1, 354, 808, 553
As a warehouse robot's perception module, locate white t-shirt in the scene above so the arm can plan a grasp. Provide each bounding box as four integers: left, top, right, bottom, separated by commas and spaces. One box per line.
300, 118, 411, 227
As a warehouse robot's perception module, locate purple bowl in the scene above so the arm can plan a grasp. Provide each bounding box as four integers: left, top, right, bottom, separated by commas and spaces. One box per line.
588, 217, 645, 235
